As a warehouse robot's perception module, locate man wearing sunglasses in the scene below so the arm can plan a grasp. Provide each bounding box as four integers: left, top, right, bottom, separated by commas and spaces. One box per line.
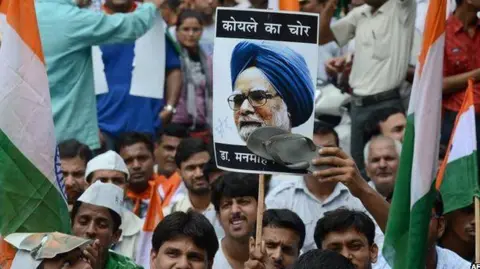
228, 41, 315, 142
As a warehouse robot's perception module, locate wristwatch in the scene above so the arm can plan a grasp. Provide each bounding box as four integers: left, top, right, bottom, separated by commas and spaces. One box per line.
164, 104, 177, 114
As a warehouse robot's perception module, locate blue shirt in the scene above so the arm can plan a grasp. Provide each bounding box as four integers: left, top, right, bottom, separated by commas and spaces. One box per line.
96, 36, 181, 137
36, 0, 157, 149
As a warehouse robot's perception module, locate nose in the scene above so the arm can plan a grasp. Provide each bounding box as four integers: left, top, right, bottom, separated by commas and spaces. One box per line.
231, 201, 241, 214
379, 158, 387, 168
174, 256, 190, 269
239, 98, 254, 115
339, 248, 352, 261
194, 166, 204, 178
65, 174, 75, 187
85, 222, 96, 240
132, 159, 141, 170
270, 247, 283, 263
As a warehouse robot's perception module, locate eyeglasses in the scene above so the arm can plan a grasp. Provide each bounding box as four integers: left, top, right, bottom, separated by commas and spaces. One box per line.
227, 91, 277, 111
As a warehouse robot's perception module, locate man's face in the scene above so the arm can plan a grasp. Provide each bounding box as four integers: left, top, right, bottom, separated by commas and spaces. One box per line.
155, 135, 182, 178
72, 203, 121, 254
379, 113, 406, 142
313, 132, 338, 147
427, 209, 445, 249
90, 170, 127, 190
120, 143, 155, 190
321, 227, 378, 269
300, 0, 324, 13
218, 196, 258, 240
263, 227, 301, 269
61, 157, 88, 205
150, 235, 209, 269
366, 139, 399, 198
445, 205, 475, 244
179, 151, 211, 195
194, 0, 218, 17
232, 67, 290, 142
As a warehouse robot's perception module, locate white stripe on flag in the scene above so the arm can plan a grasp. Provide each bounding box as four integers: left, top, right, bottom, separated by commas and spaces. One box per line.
448, 105, 477, 162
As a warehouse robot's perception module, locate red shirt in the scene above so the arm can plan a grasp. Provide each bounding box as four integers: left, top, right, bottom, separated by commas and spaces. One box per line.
443, 15, 480, 113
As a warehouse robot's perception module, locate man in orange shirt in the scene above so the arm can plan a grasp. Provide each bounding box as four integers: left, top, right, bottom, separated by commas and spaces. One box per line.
116, 132, 173, 218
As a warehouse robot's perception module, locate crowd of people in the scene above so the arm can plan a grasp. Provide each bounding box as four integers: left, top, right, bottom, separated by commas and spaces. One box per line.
1, 0, 478, 267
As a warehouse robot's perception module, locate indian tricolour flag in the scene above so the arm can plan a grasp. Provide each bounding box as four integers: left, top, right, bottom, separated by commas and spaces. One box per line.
0, 0, 70, 267
268, 0, 300, 11
382, 0, 446, 266
436, 80, 479, 215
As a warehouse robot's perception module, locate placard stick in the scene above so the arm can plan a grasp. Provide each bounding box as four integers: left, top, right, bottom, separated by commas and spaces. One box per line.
255, 174, 265, 246
476, 196, 480, 262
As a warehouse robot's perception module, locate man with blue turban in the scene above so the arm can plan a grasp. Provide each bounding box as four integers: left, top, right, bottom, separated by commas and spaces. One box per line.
228, 41, 315, 142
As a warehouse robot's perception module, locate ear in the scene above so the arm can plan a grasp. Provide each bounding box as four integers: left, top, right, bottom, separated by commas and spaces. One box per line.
111, 228, 122, 246
437, 216, 446, 239
150, 250, 159, 269
370, 243, 379, 263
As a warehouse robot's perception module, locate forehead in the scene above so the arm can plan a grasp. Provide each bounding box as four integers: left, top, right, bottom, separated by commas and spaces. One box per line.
182, 151, 210, 166
313, 133, 337, 146
233, 67, 275, 94
179, 17, 202, 27
263, 226, 300, 245
382, 113, 406, 126
76, 203, 113, 222
61, 157, 86, 170
120, 143, 151, 157
369, 140, 397, 157
220, 195, 255, 203
322, 228, 369, 245
161, 135, 181, 146
92, 170, 126, 179
159, 235, 206, 255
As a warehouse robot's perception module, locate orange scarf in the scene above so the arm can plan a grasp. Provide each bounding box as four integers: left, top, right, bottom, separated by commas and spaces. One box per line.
102, 2, 137, 14
126, 180, 159, 217
160, 172, 183, 207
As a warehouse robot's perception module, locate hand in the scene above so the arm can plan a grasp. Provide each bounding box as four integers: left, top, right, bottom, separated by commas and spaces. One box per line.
144, 0, 165, 9
325, 56, 347, 77
321, 0, 338, 20
82, 240, 101, 269
311, 147, 369, 198
159, 110, 173, 124
244, 237, 267, 269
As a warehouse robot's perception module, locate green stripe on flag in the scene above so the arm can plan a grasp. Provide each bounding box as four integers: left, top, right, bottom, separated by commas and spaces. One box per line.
440, 152, 479, 214
0, 129, 70, 236
383, 115, 436, 268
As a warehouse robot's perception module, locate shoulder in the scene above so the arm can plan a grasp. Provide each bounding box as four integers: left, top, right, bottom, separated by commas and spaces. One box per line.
108, 251, 144, 269
436, 246, 472, 268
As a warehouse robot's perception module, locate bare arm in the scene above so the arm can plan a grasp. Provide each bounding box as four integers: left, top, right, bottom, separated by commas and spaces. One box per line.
443, 68, 480, 94
318, 0, 338, 45
165, 69, 182, 107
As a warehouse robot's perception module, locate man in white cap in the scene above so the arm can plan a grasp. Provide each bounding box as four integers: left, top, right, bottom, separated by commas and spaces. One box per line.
84, 150, 143, 262
71, 181, 142, 269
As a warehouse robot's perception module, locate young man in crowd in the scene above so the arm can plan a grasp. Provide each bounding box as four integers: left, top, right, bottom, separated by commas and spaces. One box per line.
439, 203, 475, 262
244, 209, 306, 269
58, 139, 93, 211
71, 181, 142, 268
154, 123, 189, 205
193, 0, 218, 57
117, 132, 171, 218
314, 209, 379, 269
150, 211, 219, 269
85, 150, 143, 262
363, 136, 401, 200
293, 249, 356, 269
364, 107, 407, 143
266, 126, 372, 252
211, 173, 259, 269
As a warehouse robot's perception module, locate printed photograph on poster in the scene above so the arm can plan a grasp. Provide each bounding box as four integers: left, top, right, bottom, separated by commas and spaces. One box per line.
212, 8, 319, 174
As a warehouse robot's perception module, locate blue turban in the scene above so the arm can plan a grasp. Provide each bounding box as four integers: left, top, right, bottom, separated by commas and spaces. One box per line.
230, 41, 314, 128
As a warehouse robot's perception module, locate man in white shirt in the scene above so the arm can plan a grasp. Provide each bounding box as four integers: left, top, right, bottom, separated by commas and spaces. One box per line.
319, 0, 415, 172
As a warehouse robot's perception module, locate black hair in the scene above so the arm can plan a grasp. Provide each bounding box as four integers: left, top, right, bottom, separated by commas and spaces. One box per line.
156, 123, 189, 143
175, 137, 209, 167
313, 123, 340, 147
203, 142, 222, 180
176, 9, 205, 28
58, 139, 93, 164
151, 211, 219, 261
364, 106, 405, 144
252, 209, 306, 251
71, 201, 121, 233
165, 0, 182, 10
434, 191, 444, 217
115, 132, 155, 154
292, 249, 356, 269
211, 172, 259, 212
314, 208, 376, 248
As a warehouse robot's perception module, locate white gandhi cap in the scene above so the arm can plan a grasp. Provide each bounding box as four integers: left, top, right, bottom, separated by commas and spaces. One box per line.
77, 181, 124, 218
85, 150, 130, 182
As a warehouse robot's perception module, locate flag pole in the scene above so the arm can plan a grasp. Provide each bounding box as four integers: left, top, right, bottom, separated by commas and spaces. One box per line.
255, 174, 265, 246
475, 196, 480, 262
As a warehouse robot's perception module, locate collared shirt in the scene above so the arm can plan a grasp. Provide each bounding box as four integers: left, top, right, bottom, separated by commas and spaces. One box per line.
112, 209, 143, 262
265, 178, 369, 252
212, 239, 233, 269
330, 0, 415, 96
36, 0, 156, 149
373, 246, 471, 269
443, 15, 480, 113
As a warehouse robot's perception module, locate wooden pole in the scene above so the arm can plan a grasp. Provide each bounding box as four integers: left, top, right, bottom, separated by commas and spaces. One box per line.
255, 174, 265, 246
476, 197, 480, 262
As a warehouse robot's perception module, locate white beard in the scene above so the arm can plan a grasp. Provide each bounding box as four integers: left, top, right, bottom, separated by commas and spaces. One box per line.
237, 101, 291, 142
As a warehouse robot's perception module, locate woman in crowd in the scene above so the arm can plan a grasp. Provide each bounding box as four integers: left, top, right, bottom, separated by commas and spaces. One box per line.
173, 10, 212, 142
